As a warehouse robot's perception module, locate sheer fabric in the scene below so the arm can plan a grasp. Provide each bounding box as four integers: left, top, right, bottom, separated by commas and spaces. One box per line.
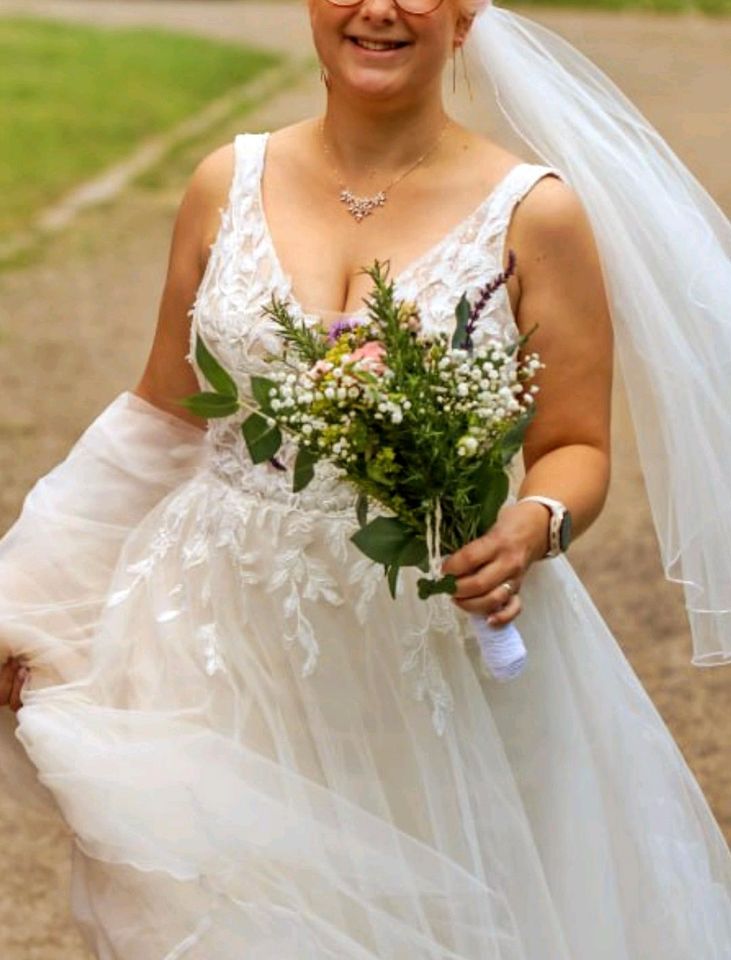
470, 5, 731, 666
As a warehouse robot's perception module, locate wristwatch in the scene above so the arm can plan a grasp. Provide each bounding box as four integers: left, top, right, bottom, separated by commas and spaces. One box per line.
516, 495, 572, 558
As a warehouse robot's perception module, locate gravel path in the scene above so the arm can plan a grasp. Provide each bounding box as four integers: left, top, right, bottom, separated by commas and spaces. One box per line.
0, 3, 728, 957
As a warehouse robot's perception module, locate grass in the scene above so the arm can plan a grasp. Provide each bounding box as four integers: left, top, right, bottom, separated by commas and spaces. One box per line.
134, 56, 313, 193
0, 17, 279, 236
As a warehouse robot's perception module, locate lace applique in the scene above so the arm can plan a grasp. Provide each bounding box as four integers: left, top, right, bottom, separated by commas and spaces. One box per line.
198, 622, 226, 677
348, 556, 386, 626
399, 597, 464, 737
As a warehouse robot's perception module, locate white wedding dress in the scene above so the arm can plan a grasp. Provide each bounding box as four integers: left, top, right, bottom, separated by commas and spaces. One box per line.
1, 132, 730, 959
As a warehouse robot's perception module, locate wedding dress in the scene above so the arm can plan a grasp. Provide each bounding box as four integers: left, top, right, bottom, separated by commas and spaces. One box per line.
1, 132, 730, 959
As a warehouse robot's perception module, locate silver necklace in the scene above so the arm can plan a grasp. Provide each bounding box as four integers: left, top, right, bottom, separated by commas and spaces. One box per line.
320, 118, 452, 223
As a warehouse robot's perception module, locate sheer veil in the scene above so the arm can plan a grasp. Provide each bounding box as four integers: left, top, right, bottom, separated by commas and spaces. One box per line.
465, 4, 731, 666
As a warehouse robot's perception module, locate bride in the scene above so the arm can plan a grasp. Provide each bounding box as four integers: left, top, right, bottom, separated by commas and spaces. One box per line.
1, 0, 730, 955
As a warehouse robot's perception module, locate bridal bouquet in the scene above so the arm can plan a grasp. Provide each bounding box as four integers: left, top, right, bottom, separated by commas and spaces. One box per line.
184, 256, 542, 681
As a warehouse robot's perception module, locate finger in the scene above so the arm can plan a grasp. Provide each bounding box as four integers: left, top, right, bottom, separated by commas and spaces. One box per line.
442, 536, 498, 578
453, 566, 521, 601
9, 668, 28, 713
487, 593, 522, 627
454, 583, 520, 617
0, 659, 19, 706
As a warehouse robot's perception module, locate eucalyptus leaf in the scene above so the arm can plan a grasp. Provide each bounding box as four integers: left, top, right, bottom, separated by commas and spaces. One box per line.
478, 466, 510, 532
396, 536, 429, 568
386, 563, 400, 599
350, 516, 417, 565
180, 392, 239, 419
500, 407, 536, 466
451, 293, 471, 350
293, 446, 318, 493
356, 493, 369, 528
417, 574, 457, 600
251, 376, 277, 416
195, 336, 238, 397
505, 323, 539, 358
241, 413, 282, 464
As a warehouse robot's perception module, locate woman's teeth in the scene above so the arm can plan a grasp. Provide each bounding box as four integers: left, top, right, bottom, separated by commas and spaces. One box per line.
351, 38, 407, 51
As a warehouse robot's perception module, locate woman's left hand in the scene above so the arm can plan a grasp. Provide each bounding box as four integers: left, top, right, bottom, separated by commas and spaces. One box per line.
440, 501, 550, 626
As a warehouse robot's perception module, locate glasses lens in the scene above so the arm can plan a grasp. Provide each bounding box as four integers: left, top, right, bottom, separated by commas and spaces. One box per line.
324, 0, 444, 10
396, 0, 444, 11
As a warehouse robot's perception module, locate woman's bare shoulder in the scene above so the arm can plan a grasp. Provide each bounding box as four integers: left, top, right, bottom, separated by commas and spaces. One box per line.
507, 170, 605, 310
513, 167, 584, 229
509, 170, 595, 260
185, 122, 313, 245
183, 141, 237, 252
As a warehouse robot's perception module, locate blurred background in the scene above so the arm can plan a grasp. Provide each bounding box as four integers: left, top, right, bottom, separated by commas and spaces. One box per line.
0, 1, 729, 956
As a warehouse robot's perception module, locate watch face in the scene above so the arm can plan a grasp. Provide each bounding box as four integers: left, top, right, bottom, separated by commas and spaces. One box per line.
560, 511, 573, 552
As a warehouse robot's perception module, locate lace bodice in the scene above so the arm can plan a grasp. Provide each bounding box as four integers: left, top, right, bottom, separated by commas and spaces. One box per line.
189, 131, 559, 509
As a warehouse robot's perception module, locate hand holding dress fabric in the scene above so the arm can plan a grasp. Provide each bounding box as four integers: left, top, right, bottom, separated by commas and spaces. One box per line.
0, 657, 28, 713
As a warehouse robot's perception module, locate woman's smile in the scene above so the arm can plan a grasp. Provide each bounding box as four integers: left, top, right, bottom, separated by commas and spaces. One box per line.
345, 34, 413, 57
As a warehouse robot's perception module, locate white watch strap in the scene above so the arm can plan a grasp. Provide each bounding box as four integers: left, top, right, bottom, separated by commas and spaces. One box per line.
516, 495, 566, 558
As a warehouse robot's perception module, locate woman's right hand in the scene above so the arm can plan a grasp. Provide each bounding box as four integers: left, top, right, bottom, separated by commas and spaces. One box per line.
0, 658, 29, 713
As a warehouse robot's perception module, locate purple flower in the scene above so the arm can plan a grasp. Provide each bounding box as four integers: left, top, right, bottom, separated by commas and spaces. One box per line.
326, 316, 365, 344
463, 250, 518, 350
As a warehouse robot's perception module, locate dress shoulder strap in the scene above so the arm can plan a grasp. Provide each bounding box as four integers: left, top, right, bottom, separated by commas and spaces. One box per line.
221, 132, 268, 237
191, 133, 269, 323
475, 162, 564, 256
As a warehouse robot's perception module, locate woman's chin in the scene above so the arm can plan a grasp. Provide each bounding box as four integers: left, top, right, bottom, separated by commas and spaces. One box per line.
339, 68, 413, 103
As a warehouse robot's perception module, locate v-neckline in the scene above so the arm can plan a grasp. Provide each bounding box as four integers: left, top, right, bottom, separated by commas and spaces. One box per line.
253, 131, 528, 326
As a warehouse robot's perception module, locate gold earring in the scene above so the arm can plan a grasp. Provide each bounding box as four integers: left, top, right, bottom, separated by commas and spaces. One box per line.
451, 50, 457, 95
319, 63, 331, 89
460, 46, 473, 102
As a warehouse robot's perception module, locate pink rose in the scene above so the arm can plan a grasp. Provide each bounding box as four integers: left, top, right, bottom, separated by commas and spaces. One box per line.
349, 341, 387, 375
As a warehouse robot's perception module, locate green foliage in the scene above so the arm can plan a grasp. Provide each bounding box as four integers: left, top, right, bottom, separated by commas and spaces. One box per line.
250, 376, 277, 416
475, 463, 510, 532
180, 392, 239, 418
351, 516, 424, 565
262, 297, 328, 365
356, 492, 369, 528
196, 336, 238, 398
451, 294, 471, 350
181, 334, 241, 418
293, 446, 318, 493
417, 575, 457, 600
386, 563, 401, 600
500, 407, 536, 467
241, 413, 282, 463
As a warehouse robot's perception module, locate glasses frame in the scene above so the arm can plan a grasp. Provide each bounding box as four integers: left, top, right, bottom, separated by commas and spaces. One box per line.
323, 0, 447, 17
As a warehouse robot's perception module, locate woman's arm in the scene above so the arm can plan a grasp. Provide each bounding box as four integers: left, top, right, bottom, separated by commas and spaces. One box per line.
134, 141, 235, 426
442, 176, 614, 625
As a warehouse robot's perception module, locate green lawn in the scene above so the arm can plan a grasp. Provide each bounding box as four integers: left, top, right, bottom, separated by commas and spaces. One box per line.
0, 17, 278, 236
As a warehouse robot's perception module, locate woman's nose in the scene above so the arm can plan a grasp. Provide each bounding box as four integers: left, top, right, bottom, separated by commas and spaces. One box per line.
357, 0, 399, 23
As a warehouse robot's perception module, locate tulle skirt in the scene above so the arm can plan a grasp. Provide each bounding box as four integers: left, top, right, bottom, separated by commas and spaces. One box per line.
3, 447, 731, 959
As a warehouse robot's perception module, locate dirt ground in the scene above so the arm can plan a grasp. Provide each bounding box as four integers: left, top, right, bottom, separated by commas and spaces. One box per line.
0, 3, 729, 957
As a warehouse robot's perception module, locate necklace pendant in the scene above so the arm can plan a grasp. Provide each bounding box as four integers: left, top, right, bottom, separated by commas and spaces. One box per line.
340, 189, 387, 223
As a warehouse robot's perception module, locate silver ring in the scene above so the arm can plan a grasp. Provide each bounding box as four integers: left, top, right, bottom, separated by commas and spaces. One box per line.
500, 580, 516, 597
